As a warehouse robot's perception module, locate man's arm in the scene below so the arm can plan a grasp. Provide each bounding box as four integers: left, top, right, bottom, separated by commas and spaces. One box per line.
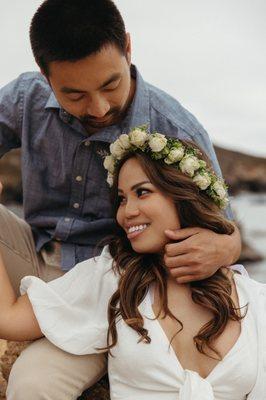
164, 224, 241, 283
0, 76, 23, 159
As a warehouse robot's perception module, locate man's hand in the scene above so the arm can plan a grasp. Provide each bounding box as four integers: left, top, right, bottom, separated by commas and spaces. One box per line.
164, 225, 241, 284
0, 181, 3, 197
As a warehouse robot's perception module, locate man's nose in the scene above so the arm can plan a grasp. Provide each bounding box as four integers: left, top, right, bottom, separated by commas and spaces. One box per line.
86, 96, 110, 118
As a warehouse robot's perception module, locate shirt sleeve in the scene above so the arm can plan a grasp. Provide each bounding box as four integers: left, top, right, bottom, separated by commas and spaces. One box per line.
0, 76, 23, 158
20, 246, 118, 355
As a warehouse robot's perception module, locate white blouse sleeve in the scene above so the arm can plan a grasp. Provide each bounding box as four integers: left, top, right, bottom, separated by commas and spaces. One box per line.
20, 246, 118, 355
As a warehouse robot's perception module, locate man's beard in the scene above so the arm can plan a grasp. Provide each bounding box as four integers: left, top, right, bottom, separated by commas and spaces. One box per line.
79, 106, 123, 129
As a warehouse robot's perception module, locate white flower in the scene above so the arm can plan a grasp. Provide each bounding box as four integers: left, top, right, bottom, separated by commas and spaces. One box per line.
219, 196, 229, 209
148, 133, 168, 152
110, 140, 126, 160
213, 180, 227, 199
129, 128, 148, 147
166, 147, 185, 163
103, 155, 115, 174
107, 172, 114, 187
179, 155, 200, 177
193, 172, 212, 190
164, 157, 174, 165
118, 134, 131, 150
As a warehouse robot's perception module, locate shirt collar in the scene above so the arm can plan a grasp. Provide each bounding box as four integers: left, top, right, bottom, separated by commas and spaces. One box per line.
45, 91, 60, 109
44, 65, 150, 142
45, 92, 74, 123
120, 65, 150, 134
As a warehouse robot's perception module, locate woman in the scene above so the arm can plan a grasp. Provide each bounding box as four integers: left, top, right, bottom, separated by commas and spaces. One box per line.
0, 128, 265, 399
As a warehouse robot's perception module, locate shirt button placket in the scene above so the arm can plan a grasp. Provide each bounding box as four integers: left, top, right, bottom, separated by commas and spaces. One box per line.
70, 140, 91, 214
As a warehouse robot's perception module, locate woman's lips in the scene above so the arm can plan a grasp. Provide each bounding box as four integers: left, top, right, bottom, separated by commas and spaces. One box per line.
127, 224, 150, 240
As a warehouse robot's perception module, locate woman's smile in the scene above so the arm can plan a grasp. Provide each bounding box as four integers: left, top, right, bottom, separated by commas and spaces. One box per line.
126, 223, 150, 239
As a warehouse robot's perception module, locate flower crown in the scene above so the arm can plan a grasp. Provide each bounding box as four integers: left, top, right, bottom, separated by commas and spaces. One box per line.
103, 126, 229, 209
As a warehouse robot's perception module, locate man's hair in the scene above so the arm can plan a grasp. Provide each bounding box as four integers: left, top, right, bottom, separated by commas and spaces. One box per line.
30, 0, 127, 76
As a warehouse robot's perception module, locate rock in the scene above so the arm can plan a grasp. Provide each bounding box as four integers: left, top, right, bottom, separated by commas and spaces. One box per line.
0, 341, 29, 399
214, 146, 266, 194
239, 240, 263, 263
78, 377, 110, 400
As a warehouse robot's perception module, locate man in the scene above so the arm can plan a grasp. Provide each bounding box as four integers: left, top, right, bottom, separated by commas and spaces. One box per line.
0, 0, 241, 398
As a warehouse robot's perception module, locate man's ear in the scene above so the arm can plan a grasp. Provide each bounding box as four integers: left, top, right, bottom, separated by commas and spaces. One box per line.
125, 32, 132, 65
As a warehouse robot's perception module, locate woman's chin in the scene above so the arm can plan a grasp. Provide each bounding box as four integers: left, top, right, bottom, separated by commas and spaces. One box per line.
131, 242, 165, 254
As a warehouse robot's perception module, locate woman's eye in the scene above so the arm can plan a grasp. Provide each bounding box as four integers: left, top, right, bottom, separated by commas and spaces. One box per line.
117, 195, 126, 205
136, 188, 150, 197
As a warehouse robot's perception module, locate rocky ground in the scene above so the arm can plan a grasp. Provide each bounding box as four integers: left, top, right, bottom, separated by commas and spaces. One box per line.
0, 146, 265, 398
215, 146, 266, 194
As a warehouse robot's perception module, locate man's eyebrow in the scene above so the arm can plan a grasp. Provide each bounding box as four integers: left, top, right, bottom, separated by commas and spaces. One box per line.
98, 73, 121, 89
60, 73, 121, 94
118, 181, 151, 193
60, 87, 86, 94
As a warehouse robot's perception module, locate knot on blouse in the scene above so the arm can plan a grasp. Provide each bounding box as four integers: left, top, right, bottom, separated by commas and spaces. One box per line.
179, 370, 214, 400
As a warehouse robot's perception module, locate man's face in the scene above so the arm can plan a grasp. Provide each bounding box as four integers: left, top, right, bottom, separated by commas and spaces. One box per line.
48, 42, 134, 130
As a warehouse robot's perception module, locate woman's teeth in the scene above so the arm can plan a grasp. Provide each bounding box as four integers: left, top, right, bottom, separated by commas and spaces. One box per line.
128, 224, 149, 233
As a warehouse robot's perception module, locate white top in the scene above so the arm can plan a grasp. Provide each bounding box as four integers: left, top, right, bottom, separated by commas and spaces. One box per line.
20, 246, 266, 399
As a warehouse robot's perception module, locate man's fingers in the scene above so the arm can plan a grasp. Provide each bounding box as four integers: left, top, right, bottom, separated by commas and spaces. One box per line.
164, 241, 191, 257
164, 227, 201, 241
164, 254, 193, 268
168, 266, 194, 279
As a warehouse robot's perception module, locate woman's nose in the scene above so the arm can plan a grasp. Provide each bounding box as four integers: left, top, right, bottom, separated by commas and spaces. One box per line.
125, 200, 140, 218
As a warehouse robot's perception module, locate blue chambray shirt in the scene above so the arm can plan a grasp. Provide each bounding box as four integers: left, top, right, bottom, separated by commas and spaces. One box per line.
0, 66, 233, 270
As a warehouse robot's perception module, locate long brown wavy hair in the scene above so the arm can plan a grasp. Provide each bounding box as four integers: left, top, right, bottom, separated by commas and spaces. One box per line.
103, 142, 244, 359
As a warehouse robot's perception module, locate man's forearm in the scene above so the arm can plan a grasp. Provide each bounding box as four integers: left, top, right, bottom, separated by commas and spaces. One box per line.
224, 223, 242, 266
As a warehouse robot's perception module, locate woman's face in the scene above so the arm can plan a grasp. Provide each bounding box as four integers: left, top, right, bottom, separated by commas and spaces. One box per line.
116, 157, 181, 254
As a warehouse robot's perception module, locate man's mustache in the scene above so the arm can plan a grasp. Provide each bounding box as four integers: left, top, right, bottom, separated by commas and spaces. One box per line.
79, 108, 120, 123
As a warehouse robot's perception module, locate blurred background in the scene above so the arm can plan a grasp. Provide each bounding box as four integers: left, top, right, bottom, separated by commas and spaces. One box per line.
0, 0, 266, 280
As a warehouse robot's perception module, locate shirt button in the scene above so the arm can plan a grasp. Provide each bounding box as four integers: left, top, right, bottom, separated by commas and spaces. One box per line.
64, 217, 71, 222
73, 203, 80, 209
84, 140, 90, 147
75, 175, 83, 182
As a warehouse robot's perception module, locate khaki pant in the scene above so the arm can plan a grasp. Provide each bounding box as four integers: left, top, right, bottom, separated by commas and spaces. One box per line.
0, 205, 106, 400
